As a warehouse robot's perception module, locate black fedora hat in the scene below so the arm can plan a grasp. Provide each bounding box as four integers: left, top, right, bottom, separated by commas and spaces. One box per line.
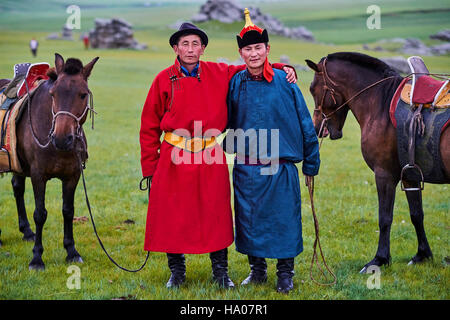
169, 22, 209, 47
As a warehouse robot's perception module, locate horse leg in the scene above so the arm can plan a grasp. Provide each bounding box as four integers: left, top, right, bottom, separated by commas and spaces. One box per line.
29, 175, 48, 270
11, 175, 35, 241
62, 177, 83, 263
403, 181, 433, 264
360, 170, 398, 273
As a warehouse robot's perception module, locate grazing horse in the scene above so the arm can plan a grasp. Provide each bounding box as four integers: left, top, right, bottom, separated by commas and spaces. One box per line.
0, 53, 98, 270
305, 52, 449, 273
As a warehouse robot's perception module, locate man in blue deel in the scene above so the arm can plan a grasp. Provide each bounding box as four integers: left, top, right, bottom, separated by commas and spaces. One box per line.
225, 9, 320, 293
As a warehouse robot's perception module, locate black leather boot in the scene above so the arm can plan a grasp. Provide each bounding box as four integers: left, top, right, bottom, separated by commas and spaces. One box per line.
241, 255, 268, 285
210, 248, 234, 289
166, 253, 186, 288
276, 258, 295, 293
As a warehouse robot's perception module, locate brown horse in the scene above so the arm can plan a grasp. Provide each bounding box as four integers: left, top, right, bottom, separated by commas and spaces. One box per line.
306, 52, 449, 273
0, 53, 98, 270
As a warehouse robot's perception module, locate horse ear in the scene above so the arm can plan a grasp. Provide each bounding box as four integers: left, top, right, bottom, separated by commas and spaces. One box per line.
55, 53, 65, 74
305, 59, 320, 73
83, 57, 99, 80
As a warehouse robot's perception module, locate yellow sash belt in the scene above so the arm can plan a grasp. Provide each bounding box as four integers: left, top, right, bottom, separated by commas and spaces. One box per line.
164, 131, 217, 153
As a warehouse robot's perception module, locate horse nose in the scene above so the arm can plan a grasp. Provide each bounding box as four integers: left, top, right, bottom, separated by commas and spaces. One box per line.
51, 134, 75, 151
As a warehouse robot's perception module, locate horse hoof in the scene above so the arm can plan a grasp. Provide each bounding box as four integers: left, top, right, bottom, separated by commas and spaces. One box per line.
29, 262, 45, 271
66, 255, 83, 264
360, 264, 382, 274
22, 233, 36, 242
408, 254, 432, 266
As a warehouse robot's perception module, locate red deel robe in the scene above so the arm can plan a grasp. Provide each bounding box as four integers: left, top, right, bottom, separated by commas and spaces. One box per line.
140, 58, 287, 254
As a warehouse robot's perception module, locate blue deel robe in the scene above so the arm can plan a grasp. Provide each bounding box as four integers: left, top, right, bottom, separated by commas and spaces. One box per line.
224, 69, 320, 259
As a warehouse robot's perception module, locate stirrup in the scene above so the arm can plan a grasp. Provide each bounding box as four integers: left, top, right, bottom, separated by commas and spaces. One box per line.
400, 164, 424, 191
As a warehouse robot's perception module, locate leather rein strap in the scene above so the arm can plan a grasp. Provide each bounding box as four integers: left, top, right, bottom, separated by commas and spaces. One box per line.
307, 176, 337, 286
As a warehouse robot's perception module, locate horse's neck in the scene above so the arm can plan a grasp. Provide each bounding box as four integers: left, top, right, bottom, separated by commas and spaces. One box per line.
344, 74, 402, 129
29, 81, 53, 135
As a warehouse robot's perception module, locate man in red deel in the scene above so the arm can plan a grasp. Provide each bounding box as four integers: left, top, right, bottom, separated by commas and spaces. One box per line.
139, 22, 296, 289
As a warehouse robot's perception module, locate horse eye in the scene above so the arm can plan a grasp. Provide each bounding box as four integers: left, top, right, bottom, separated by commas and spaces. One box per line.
80, 93, 87, 99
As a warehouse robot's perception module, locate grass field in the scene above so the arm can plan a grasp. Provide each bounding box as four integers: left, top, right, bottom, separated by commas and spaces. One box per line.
0, 0, 448, 300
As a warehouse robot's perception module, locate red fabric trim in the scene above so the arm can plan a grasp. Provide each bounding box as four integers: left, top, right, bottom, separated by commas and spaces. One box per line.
17, 64, 49, 98
389, 77, 410, 128
442, 118, 450, 134
239, 25, 263, 38
4, 122, 11, 152
263, 58, 274, 83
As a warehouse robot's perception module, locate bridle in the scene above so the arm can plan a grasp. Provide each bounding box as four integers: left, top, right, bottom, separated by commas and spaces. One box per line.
313, 58, 397, 143
26, 80, 96, 150
313, 58, 341, 139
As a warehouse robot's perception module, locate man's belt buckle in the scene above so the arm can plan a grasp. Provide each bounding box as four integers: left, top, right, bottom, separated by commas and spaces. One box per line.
186, 136, 205, 153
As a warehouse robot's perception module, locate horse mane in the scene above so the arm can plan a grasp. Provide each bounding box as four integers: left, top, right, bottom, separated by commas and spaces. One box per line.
46, 58, 83, 82
46, 67, 57, 81
64, 58, 83, 75
325, 52, 399, 77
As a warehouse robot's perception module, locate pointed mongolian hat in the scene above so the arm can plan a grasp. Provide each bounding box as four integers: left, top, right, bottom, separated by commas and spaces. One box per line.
236, 8, 269, 49
236, 8, 274, 82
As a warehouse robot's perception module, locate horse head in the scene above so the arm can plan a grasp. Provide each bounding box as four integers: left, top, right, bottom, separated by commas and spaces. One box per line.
306, 58, 350, 140
49, 53, 99, 151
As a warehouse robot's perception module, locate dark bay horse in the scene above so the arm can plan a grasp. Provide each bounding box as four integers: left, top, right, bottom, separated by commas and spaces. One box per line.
0, 53, 98, 270
305, 52, 449, 273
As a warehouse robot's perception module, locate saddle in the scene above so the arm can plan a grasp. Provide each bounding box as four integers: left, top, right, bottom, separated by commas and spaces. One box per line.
389, 56, 450, 190
0, 62, 49, 173
399, 56, 450, 108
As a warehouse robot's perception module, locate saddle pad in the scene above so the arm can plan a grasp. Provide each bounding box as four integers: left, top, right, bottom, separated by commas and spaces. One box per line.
0, 94, 27, 173
0, 80, 46, 173
394, 98, 450, 183
400, 81, 450, 107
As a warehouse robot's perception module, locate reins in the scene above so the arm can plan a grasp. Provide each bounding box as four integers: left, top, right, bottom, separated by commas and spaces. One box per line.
78, 156, 150, 273
73, 98, 150, 273
306, 177, 337, 286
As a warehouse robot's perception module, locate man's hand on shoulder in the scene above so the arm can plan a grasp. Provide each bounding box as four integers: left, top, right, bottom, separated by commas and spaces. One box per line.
282, 66, 297, 84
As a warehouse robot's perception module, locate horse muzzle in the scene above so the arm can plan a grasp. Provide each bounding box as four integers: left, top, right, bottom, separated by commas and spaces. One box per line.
51, 133, 75, 151
329, 128, 343, 140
